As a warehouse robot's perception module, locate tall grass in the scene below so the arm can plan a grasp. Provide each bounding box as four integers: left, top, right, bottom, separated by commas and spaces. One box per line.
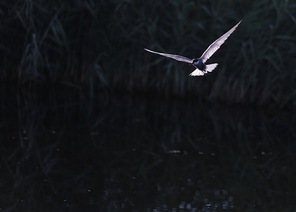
0, 0, 295, 107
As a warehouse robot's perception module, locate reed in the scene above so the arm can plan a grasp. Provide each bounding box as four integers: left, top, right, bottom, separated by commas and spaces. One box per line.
0, 0, 295, 106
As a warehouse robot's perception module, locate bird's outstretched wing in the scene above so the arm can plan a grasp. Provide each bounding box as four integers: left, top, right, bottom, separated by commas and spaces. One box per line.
200, 20, 241, 63
144, 48, 192, 64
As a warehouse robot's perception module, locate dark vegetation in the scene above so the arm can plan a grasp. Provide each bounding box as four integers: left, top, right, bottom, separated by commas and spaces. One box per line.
1, 1, 296, 210
0, 0, 296, 105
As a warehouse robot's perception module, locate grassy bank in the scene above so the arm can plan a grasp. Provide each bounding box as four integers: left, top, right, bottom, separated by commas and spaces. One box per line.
0, 0, 295, 107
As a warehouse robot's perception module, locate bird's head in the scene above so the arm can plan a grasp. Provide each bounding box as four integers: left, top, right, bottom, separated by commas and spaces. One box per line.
192, 58, 200, 65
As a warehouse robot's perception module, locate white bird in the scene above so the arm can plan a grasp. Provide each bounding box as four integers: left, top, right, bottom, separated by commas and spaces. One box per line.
145, 20, 241, 76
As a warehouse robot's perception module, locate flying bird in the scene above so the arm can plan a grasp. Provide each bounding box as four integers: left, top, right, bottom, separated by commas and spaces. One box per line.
145, 20, 241, 76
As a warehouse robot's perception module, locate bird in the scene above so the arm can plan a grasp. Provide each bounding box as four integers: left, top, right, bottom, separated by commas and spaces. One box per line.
144, 20, 241, 76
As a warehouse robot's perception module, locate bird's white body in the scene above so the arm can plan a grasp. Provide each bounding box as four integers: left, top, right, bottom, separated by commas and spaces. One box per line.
145, 20, 241, 76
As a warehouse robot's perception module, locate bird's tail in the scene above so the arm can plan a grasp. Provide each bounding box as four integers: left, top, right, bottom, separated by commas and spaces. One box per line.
189, 63, 219, 76
205, 63, 218, 73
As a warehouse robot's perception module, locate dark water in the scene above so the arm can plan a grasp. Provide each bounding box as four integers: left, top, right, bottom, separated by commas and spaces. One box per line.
0, 85, 295, 211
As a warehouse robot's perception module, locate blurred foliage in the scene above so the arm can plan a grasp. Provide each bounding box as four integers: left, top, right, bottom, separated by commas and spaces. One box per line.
0, 0, 295, 106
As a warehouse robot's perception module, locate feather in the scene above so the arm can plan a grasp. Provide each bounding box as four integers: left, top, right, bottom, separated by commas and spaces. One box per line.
200, 20, 241, 63
144, 48, 192, 64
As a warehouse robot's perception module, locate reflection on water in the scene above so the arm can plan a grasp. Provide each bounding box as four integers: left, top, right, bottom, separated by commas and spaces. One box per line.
0, 85, 295, 211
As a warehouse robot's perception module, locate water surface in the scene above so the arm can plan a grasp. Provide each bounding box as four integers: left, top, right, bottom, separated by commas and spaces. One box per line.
0, 86, 295, 211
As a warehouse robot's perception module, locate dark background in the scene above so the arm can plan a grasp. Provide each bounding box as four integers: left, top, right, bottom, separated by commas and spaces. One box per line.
0, 0, 295, 106
0, 0, 296, 211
